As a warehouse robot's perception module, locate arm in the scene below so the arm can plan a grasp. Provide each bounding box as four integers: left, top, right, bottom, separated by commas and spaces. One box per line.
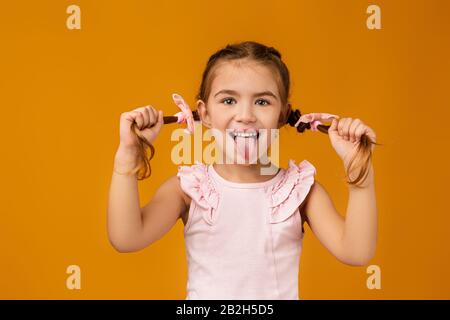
107, 145, 189, 253
302, 160, 377, 266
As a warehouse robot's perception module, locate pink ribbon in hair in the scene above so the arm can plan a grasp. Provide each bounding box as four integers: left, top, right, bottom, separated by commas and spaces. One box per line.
295, 112, 340, 131
172, 93, 195, 134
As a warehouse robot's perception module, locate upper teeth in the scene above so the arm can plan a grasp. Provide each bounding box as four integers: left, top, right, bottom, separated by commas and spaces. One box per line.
231, 132, 258, 138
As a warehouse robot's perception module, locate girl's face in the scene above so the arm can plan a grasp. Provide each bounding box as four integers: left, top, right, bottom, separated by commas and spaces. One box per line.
197, 59, 285, 164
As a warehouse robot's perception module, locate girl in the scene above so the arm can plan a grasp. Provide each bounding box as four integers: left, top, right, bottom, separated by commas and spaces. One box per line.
107, 41, 378, 300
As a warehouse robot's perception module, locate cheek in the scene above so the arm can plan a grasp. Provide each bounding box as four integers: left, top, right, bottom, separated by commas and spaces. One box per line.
256, 108, 281, 127
209, 106, 233, 128
210, 117, 229, 130
207, 106, 223, 124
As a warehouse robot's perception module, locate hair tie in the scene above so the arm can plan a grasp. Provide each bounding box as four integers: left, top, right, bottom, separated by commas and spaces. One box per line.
295, 112, 340, 131
172, 93, 196, 134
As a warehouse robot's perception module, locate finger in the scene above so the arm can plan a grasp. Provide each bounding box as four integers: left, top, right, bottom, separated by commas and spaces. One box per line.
146, 106, 156, 126
129, 106, 150, 127
132, 105, 150, 113
122, 112, 135, 124
141, 106, 150, 128
329, 118, 339, 133
354, 123, 366, 141
344, 118, 354, 140
148, 107, 157, 128
149, 106, 158, 125
337, 118, 345, 136
349, 119, 362, 142
351, 122, 364, 143
338, 118, 351, 139
365, 127, 377, 144
154, 110, 164, 131
134, 111, 144, 129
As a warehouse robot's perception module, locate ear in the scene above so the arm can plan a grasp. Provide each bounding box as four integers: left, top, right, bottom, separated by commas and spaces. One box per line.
278, 103, 292, 128
197, 99, 212, 129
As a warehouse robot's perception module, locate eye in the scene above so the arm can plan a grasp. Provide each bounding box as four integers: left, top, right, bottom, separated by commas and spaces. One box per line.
256, 99, 270, 106
221, 97, 236, 105
221, 98, 270, 106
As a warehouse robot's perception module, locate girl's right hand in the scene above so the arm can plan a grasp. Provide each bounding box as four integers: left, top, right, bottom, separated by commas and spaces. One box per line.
119, 105, 164, 149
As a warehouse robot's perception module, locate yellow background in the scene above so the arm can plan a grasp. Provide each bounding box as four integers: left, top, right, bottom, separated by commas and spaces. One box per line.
1, 0, 449, 299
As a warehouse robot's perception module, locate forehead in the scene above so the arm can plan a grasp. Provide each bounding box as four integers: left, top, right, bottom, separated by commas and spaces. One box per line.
210, 60, 280, 97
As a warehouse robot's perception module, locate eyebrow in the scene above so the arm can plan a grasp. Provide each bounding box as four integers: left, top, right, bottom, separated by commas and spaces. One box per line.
213, 89, 278, 100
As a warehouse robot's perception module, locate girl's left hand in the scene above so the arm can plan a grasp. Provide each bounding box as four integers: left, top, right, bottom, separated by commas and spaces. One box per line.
328, 117, 377, 164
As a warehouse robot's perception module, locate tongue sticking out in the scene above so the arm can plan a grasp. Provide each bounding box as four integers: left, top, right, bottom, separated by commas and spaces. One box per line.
235, 136, 258, 164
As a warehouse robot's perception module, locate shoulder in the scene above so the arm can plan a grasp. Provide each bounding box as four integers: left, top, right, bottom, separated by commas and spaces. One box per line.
176, 162, 216, 207
177, 161, 208, 178
269, 159, 317, 202
282, 159, 323, 219
140, 174, 191, 224
176, 162, 209, 193
177, 162, 220, 213
280, 159, 317, 191
301, 178, 337, 220
150, 175, 191, 213
307, 179, 328, 202
266, 159, 316, 223
285, 159, 317, 178
164, 174, 191, 208
154, 175, 191, 224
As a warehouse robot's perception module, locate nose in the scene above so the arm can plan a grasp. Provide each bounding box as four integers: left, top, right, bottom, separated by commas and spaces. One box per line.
235, 103, 256, 124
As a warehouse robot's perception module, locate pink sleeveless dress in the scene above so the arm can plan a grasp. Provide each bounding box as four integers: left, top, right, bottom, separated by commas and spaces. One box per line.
177, 159, 316, 300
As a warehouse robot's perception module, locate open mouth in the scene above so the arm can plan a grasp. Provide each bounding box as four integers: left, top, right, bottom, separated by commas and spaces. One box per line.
228, 131, 260, 141
225, 130, 264, 163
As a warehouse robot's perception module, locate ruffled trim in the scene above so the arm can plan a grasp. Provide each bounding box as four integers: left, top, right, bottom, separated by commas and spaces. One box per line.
177, 161, 220, 225
266, 160, 316, 223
